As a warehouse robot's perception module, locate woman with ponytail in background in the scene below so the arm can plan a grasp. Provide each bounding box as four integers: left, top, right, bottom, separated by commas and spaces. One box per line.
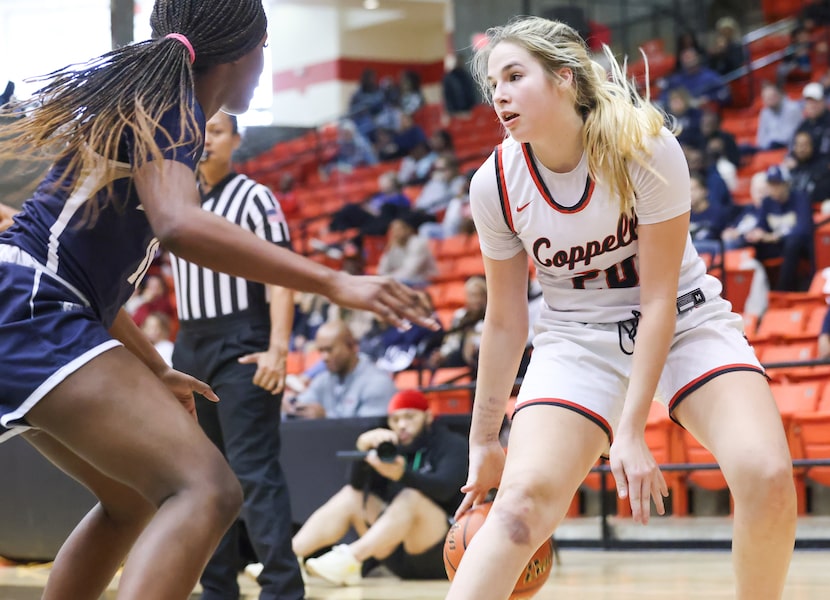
446, 16, 795, 600
0, 1, 434, 598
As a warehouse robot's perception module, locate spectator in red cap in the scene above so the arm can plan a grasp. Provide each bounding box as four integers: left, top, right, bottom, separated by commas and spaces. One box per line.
293, 388, 469, 586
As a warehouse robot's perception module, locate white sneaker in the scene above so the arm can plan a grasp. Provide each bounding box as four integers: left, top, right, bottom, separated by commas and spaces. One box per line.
244, 562, 263, 581
304, 544, 362, 586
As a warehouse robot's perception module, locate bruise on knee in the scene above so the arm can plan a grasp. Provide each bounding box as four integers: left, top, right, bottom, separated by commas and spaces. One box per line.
493, 505, 532, 546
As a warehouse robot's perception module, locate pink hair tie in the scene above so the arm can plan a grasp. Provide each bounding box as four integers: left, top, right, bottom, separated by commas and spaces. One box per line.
165, 33, 195, 64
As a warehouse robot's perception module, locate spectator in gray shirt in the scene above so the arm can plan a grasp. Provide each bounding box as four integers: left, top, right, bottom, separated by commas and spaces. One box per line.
756, 82, 803, 151
288, 320, 397, 419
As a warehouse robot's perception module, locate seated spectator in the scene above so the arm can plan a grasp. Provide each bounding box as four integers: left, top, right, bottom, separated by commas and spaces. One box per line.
784, 130, 830, 207
413, 154, 468, 217
442, 52, 479, 117
667, 87, 704, 149
377, 213, 438, 287
707, 16, 747, 76
705, 135, 738, 192
795, 82, 830, 158
374, 127, 406, 161
327, 120, 378, 174
661, 47, 731, 108
399, 70, 425, 117
744, 165, 814, 291
428, 275, 486, 371
394, 112, 429, 158
126, 273, 175, 328
293, 389, 468, 586
720, 171, 772, 317
777, 24, 813, 88
419, 171, 474, 240
291, 292, 332, 352
348, 68, 386, 141
286, 319, 397, 419
428, 128, 455, 156
689, 172, 731, 242
700, 109, 740, 167
398, 140, 438, 186
140, 311, 174, 366
684, 144, 732, 208
362, 311, 445, 374
328, 170, 412, 237
756, 81, 804, 152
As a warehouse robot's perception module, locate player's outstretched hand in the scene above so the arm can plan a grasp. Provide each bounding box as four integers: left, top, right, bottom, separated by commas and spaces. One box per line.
455, 441, 505, 520
158, 368, 220, 421
609, 432, 668, 524
326, 272, 440, 331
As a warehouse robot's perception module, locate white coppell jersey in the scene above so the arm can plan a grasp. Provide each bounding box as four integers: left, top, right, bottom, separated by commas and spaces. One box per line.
470, 127, 722, 324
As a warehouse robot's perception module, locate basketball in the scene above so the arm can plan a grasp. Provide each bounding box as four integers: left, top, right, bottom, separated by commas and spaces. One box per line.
443, 502, 554, 599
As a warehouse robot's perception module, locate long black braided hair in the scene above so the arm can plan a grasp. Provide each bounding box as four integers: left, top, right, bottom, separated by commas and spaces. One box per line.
0, 0, 266, 206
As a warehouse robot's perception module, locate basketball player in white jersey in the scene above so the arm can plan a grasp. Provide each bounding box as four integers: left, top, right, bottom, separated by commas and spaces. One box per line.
0, 1, 434, 598
446, 16, 796, 600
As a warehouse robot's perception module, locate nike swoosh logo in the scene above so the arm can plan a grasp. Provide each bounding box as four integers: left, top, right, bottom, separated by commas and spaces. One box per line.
517, 201, 532, 212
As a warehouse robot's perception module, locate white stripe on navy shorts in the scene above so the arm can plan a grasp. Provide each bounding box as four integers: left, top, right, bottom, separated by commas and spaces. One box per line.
0, 262, 120, 442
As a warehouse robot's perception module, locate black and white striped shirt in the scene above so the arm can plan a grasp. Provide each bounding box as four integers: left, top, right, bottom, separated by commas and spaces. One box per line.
170, 173, 292, 322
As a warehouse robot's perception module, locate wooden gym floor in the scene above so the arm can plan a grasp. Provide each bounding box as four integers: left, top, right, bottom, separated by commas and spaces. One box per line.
1, 548, 830, 599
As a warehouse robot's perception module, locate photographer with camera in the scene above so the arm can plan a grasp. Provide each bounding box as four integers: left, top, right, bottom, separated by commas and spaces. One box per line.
291, 389, 468, 586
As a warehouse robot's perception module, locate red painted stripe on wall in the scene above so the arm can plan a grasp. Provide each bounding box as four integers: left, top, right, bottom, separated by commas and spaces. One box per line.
272, 57, 444, 92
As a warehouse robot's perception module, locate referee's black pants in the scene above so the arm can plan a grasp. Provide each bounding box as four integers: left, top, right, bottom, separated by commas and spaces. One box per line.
173, 313, 304, 600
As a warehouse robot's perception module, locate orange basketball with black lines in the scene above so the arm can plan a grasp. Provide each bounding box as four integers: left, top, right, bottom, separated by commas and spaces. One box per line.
444, 502, 554, 599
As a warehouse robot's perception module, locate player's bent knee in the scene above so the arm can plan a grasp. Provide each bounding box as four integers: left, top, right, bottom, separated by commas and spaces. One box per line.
732, 460, 796, 511
491, 488, 555, 547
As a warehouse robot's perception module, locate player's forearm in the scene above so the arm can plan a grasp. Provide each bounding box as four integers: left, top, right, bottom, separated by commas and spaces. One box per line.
109, 308, 169, 377
619, 300, 676, 433
268, 284, 294, 352
159, 206, 339, 298
469, 319, 525, 445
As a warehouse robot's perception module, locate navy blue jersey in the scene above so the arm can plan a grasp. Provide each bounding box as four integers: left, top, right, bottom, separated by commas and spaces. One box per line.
0, 101, 205, 327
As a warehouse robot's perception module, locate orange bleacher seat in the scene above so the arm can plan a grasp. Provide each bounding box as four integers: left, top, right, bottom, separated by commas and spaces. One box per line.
753, 307, 809, 343
814, 222, 830, 270
762, 341, 822, 382
431, 280, 468, 311
453, 254, 485, 279
676, 429, 728, 501
429, 366, 473, 386
770, 381, 822, 419
789, 412, 830, 497
805, 304, 829, 337
437, 233, 477, 260
425, 387, 473, 415
746, 148, 788, 175
286, 350, 306, 376
394, 368, 426, 390
581, 403, 686, 516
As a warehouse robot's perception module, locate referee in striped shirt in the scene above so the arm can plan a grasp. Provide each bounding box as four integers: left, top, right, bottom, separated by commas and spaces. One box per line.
170, 112, 304, 600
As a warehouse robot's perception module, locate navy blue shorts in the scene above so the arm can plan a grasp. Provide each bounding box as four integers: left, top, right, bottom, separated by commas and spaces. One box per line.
0, 263, 119, 442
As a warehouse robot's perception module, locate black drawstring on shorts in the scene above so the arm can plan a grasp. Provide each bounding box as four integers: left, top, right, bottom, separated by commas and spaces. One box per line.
617, 310, 641, 355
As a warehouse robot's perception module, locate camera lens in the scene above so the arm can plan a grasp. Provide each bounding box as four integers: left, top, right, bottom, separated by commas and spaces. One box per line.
376, 441, 398, 462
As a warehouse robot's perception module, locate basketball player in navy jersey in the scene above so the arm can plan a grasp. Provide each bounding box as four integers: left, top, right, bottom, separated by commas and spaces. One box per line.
446, 17, 796, 600
0, 1, 434, 599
